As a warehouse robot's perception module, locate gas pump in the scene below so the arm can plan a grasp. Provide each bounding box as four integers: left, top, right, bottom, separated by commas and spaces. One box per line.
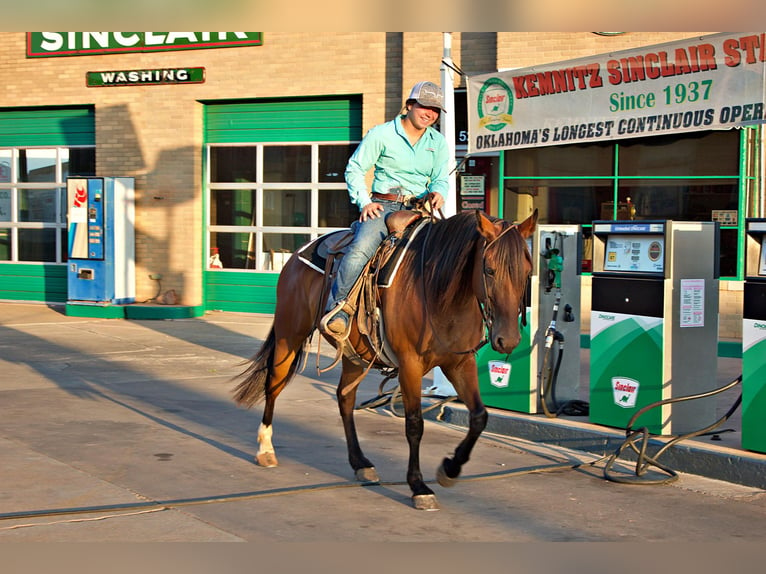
742, 218, 766, 453
589, 220, 719, 434
67, 177, 135, 307
476, 224, 581, 414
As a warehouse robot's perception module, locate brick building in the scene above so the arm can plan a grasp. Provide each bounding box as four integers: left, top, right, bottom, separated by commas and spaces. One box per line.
0, 32, 760, 342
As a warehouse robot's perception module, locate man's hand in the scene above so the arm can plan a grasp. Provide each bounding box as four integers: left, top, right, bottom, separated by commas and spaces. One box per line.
429, 192, 445, 211
360, 202, 384, 222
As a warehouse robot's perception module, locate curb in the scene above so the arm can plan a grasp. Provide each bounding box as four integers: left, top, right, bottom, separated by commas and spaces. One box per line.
424, 401, 766, 490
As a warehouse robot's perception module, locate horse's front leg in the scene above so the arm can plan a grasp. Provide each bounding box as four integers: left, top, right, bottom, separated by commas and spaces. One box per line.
337, 357, 380, 484
398, 363, 439, 510
436, 357, 488, 487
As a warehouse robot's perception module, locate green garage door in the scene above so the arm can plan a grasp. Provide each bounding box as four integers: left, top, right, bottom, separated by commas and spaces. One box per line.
203, 96, 362, 313
0, 106, 95, 303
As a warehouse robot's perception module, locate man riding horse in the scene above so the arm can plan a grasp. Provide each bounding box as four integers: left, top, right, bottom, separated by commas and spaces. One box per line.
321, 81, 450, 337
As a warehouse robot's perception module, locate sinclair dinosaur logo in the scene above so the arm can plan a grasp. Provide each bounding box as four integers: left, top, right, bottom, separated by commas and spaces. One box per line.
477, 77, 514, 132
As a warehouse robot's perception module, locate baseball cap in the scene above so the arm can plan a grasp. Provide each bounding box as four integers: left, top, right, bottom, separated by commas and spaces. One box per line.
408, 81, 446, 113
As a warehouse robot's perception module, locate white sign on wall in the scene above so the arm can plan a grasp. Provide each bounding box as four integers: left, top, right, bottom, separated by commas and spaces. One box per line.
467, 32, 766, 153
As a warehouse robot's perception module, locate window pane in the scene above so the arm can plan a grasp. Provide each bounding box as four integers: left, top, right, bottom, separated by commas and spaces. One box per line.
210, 231, 257, 269
505, 180, 613, 225
0, 228, 10, 260
62, 148, 96, 179
504, 143, 613, 177
319, 189, 359, 227
210, 147, 258, 183
18, 228, 56, 261
263, 189, 309, 226
211, 189, 256, 226
263, 232, 310, 255
0, 189, 10, 222
263, 146, 310, 182
319, 144, 356, 182
60, 228, 67, 262
719, 227, 738, 277
18, 149, 56, 182
0, 149, 11, 182
18, 189, 57, 222
618, 131, 740, 177
618, 179, 738, 221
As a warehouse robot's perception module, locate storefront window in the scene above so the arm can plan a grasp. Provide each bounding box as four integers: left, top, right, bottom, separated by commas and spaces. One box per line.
210, 147, 258, 183
18, 149, 56, 182
62, 148, 95, 180
263, 189, 309, 227
263, 146, 310, 182
502, 129, 752, 278
0, 146, 95, 264
208, 142, 357, 271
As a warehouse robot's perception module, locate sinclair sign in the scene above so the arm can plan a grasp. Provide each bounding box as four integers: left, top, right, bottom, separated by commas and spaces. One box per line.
27, 32, 263, 57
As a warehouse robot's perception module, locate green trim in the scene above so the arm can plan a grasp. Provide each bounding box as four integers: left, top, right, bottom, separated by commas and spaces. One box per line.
204, 97, 362, 143
204, 270, 279, 314
125, 305, 205, 320
0, 263, 66, 302
65, 303, 205, 319
0, 105, 95, 146
65, 303, 126, 318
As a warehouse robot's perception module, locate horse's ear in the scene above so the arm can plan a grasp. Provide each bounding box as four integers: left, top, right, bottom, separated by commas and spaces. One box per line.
516, 208, 538, 239
475, 209, 504, 241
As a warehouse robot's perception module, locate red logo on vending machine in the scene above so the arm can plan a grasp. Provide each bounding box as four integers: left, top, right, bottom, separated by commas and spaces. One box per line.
73, 185, 87, 207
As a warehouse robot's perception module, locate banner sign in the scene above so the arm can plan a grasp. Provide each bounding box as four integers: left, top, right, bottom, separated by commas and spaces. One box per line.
27, 32, 262, 58
86, 67, 205, 87
467, 32, 766, 153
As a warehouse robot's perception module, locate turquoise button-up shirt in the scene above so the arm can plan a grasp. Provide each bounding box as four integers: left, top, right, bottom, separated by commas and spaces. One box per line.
344, 115, 450, 209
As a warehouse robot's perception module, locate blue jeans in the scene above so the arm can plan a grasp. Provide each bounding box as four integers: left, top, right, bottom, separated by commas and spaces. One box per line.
330, 199, 409, 308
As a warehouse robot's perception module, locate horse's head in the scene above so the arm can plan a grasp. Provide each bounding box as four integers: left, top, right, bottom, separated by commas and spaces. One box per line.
473, 209, 538, 354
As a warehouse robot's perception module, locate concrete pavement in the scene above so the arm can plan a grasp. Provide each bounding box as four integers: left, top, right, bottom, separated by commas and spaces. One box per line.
0, 302, 764, 543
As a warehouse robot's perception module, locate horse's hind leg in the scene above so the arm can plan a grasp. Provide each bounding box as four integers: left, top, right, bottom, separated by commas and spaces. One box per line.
255, 333, 306, 467
337, 357, 379, 483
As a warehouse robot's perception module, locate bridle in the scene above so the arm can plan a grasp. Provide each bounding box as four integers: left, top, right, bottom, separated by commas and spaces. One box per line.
476, 222, 530, 339
421, 218, 528, 355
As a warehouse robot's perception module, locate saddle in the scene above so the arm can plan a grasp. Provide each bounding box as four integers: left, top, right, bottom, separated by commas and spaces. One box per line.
300, 209, 430, 374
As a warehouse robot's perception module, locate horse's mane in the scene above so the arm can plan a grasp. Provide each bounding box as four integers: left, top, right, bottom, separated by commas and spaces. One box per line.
411, 211, 530, 310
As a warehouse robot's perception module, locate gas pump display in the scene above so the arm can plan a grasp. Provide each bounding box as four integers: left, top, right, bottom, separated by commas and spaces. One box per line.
67, 177, 135, 306
590, 220, 719, 435
742, 219, 766, 453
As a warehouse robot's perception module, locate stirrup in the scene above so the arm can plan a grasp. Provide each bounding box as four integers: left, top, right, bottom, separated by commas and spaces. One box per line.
320, 301, 351, 339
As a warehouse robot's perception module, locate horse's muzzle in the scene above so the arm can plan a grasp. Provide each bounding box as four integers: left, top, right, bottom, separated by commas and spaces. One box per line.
490, 329, 521, 355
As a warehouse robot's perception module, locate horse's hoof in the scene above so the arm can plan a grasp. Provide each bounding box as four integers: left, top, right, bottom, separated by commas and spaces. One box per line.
256, 452, 278, 468
355, 467, 380, 484
436, 461, 458, 488
412, 494, 440, 511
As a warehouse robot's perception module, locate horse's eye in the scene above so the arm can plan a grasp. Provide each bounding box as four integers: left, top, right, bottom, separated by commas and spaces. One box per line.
484, 267, 495, 277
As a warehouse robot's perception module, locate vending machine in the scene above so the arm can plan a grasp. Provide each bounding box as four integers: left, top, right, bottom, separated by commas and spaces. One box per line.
477, 224, 581, 414
742, 218, 766, 453
67, 177, 135, 306
589, 220, 719, 435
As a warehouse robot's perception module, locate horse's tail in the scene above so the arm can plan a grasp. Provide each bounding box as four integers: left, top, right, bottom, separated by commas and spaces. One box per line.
232, 326, 305, 408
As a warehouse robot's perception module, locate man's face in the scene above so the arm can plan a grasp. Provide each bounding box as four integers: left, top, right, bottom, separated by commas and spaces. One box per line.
408, 102, 440, 129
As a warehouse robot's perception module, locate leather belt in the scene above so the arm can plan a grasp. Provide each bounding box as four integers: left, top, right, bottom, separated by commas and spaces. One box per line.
371, 192, 414, 204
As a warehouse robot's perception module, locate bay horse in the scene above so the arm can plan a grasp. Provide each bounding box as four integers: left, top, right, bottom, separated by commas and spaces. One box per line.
232, 208, 538, 510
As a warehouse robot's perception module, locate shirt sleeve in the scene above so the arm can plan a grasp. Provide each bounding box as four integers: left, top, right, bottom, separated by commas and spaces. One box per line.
344, 126, 385, 209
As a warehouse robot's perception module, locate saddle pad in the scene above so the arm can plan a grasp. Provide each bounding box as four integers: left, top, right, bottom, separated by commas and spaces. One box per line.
296, 218, 428, 287
297, 229, 349, 273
